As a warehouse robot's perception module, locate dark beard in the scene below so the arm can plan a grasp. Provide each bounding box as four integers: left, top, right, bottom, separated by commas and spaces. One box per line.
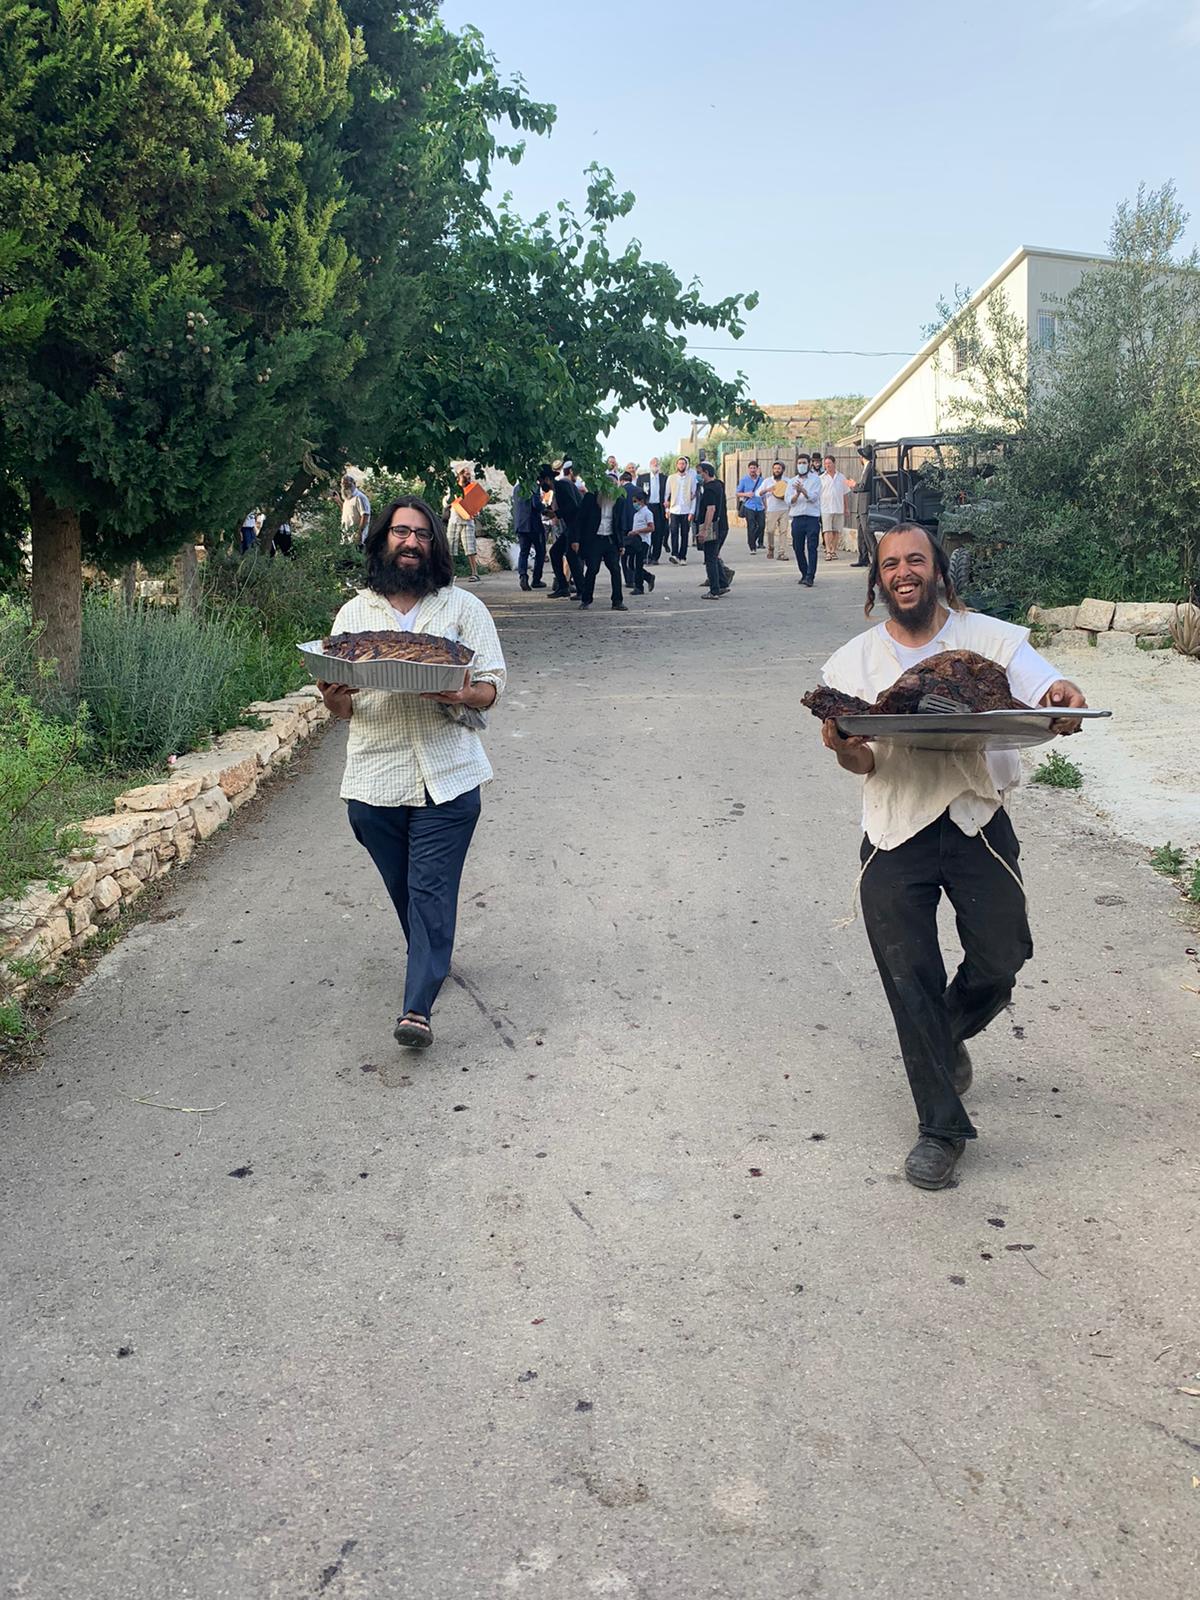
882, 575, 940, 632
366, 550, 437, 601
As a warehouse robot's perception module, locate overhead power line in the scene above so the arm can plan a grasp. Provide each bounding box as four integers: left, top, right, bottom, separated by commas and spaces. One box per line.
685, 344, 914, 358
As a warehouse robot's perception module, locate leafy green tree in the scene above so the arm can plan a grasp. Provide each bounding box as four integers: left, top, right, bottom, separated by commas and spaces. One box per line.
936, 183, 1200, 608
0, 0, 355, 687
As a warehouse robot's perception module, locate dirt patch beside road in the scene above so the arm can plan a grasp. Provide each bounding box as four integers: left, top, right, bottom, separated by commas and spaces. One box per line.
1026, 643, 1200, 851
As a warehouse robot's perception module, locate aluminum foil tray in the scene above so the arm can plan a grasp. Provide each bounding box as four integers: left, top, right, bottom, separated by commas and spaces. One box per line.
298, 640, 472, 695
835, 707, 1111, 752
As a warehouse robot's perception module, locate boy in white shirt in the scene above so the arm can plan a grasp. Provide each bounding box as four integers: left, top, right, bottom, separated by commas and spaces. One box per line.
625, 490, 657, 594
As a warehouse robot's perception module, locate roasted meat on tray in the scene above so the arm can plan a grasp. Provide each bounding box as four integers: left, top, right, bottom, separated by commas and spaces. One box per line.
801, 649, 1030, 722
320, 630, 475, 666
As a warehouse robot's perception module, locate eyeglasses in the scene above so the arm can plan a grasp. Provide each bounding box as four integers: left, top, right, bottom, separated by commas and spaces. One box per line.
388, 523, 433, 542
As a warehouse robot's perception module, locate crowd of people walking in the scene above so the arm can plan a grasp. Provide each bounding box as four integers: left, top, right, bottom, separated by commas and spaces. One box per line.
507, 448, 875, 609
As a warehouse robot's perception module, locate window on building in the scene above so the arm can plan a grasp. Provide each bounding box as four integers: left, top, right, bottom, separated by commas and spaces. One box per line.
951, 336, 977, 374
1037, 310, 1062, 351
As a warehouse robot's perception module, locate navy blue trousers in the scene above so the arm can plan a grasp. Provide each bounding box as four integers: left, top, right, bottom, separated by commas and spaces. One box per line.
791, 515, 820, 582
347, 787, 481, 1020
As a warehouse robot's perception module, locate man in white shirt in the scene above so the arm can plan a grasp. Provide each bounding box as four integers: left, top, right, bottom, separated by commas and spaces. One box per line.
818, 524, 1086, 1191
788, 452, 822, 585
761, 461, 791, 559
818, 454, 852, 560
318, 494, 506, 1053
665, 455, 698, 563
341, 475, 372, 545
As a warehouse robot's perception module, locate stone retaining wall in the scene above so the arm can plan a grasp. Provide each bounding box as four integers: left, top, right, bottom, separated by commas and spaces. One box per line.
1029, 599, 1198, 652
0, 686, 330, 997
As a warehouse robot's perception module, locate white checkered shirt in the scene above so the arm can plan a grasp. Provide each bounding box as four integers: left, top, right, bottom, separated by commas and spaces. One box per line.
332, 586, 507, 808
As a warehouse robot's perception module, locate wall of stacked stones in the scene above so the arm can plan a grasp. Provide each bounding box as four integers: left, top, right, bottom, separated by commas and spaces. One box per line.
1029, 599, 1198, 651
0, 686, 330, 995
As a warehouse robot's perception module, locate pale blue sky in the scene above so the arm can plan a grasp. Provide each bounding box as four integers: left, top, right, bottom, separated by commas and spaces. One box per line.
442, 0, 1199, 464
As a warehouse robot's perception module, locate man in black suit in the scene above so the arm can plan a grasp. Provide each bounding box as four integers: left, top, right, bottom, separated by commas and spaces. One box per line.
852, 445, 876, 567
538, 463, 585, 598
577, 479, 627, 611
636, 456, 669, 563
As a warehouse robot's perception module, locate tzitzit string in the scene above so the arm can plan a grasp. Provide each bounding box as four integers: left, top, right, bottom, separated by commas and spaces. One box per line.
834, 807, 1028, 931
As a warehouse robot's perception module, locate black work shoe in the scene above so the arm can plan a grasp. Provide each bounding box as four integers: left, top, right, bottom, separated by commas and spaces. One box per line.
519, 577, 530, 591
531, 580, 547, 588
951, 1041, 973, 1097
904, 1135, 965, 1190
611, 602, 628, 611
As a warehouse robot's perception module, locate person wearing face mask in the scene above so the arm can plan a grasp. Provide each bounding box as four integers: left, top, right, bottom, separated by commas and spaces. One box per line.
788, 452, 822, 586
816, 524, 1088, 1191
762, 461, 791, 560
317, 496, 506, 1055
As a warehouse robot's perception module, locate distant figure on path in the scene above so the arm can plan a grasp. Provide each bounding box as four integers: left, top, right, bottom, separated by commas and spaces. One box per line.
817, 524, 1086, 1189
852, 445, 875, 567
317, 496, 506, 1052
736, 461, 765, 552
446, 468, 482, 583
819, 454, 853, 561
341, 475, 372, 545
624, 487, 657, 594
665, 456, 698, 564
512, 481, 546, 591
636, 457, 669, 563
789, 452, 822, 586
542, 463, 585, 599
696, 462, 734, 599
762, 462, 791, 559
578, 479, 628, 611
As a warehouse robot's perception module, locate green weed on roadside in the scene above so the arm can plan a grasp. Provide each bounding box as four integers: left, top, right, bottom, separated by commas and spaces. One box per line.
1031, 751, 1083, 789
1150, 843, 1186, 876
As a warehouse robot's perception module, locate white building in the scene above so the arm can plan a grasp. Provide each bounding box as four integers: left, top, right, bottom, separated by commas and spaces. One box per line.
852, 246, 1111, 442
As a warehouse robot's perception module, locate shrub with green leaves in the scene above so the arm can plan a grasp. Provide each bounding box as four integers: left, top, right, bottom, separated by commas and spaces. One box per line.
1150, 842, 1186, 876
0, 678, 88, 902
78, 595, 294, 766
1031, 750, 1084, 789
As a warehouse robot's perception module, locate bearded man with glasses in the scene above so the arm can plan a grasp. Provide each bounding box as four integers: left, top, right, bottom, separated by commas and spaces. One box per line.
317, 496, 506, 1052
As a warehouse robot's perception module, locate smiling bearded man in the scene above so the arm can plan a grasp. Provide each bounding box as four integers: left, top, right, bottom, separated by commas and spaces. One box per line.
317, 495, 506, 1053
816, 525, 1087, 1191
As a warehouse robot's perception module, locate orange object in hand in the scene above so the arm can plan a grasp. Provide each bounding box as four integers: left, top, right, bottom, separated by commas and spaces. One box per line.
456, 481, 488, 518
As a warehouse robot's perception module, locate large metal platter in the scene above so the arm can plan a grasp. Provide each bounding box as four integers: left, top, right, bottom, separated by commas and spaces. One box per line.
835, 708, 1111, 752
298, 640, 471, 695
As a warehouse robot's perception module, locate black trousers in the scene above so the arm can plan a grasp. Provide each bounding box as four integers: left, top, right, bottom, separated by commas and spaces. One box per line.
744, 507, 765, 550
550, 532, 585, 594
860, 808, 1032, 1143
648, 503, 667, 561
624, 539, 653, 591
669, 513, 691, 560
855, 497, 875, 564
700, 535, 731, 594
517, 527, 545, 584
581, 533, 624, 606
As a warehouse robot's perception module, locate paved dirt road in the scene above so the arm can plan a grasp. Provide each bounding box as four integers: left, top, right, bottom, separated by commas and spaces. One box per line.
3, 554, 1198, 1600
